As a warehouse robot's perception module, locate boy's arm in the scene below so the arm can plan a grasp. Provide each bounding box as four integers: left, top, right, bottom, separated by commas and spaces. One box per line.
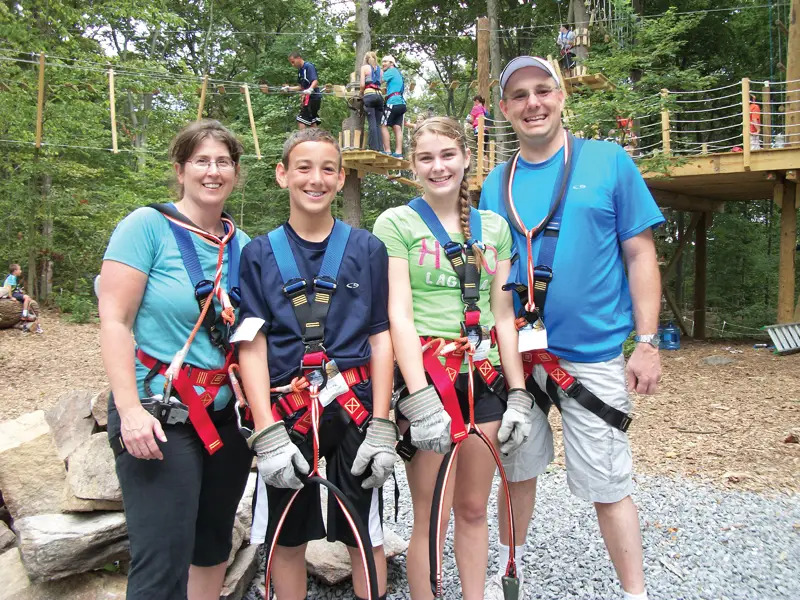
368, 329, 393, 419
237, 333, 274, 430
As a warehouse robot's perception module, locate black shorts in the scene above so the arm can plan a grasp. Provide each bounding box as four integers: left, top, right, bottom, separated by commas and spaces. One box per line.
381, 103, 406, 127
297, 95, 322, 126
266, 380, 383, 548
11, 291, 24, 302
107, 397, 253, 600
396, 369, 506, 426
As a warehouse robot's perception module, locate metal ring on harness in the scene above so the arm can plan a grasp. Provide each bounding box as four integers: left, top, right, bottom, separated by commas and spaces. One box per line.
263, 384, 380, 600
427, 350, 520, 600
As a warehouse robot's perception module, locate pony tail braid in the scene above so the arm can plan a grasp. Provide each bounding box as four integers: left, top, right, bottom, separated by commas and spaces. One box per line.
459, 175, 484, 272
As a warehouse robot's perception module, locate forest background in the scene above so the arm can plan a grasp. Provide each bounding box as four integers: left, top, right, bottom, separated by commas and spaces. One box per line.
0, 0, 794, 335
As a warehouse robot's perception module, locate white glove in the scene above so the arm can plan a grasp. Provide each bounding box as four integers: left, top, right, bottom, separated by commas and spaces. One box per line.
497, 388, 534, 456
397, 385, 452, 454
249, 421, 310, 489
350, 418, 399, 488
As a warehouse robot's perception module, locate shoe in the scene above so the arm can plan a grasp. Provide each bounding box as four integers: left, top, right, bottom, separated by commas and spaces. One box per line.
391, 152, 404, 159
35, 325, 43, 334
484, 571, 525, 600
21, 324, 30, 333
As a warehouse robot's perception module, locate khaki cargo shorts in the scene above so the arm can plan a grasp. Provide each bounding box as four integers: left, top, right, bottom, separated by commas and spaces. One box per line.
501, 353, 634, 503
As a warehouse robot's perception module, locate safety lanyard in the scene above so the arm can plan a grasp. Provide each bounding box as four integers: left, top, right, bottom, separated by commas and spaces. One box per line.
267, 220, 352, 356
503, 129, 575, 314
407, 197, 483, 313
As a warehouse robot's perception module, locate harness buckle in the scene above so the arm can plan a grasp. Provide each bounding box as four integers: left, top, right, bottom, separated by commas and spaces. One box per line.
141, 396, 190, 426
288, 427, 307, 446
533, 265, 554, 282
564, 379, 583, 398
618, 415, 632, 433
313, 275, 337, 292
488, 372, 507, 396
282, 277, 307, 297
443, 241, 463, 259
194, 279, 215, 300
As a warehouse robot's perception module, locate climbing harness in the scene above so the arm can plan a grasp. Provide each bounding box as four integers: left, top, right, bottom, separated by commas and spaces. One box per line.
227, 219, 380, 599
427, 343, 520, 600
113, 204, 240, 457
405, 197, 520, 599
500, 130, 632, 432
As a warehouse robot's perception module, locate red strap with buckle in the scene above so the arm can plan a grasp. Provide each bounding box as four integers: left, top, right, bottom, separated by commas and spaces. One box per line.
271, 364, 371, 434
520, 349, 576, 392
420, 339, 468, 443
136, 348, 230, 455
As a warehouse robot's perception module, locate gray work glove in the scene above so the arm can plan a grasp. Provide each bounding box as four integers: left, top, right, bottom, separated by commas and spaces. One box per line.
249, 421, 310, 490
397, 385, 452, 454
497, 388, 534, 456
351, 418, 400, 488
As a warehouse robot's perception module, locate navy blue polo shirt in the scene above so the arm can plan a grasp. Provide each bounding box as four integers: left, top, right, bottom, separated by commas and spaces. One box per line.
238, 221, 389, 385
297, 61, 321, 99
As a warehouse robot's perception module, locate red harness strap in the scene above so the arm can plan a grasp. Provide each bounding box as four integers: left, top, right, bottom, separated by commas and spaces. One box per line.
521, 350, 575, 391
136, 348, 231, 455
271, 364, 371, 436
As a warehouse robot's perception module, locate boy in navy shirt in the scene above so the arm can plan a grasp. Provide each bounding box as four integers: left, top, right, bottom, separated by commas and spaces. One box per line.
237, 128, 394, 600
285, 51, 322, 129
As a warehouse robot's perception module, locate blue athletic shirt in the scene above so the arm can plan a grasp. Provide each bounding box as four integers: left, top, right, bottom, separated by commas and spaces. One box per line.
3, 274, 18, 289
298, 61, 321, 99
103, 207, 251, 409
383, 67, 405, 106
238, 221, 390, 385
479, 139, 664, 363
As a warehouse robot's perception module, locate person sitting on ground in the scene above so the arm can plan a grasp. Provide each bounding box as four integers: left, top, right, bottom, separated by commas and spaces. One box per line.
4, 263, 42, 333
380, 55, 407, 158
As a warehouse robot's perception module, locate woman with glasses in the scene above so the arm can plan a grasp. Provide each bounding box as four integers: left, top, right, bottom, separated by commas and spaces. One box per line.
99, 120, 253, 600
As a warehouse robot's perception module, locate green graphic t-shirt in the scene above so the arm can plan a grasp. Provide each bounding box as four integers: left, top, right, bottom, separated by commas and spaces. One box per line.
373, 204, 512, 367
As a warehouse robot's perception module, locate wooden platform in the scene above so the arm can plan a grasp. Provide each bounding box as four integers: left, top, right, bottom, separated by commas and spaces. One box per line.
341, 149, 411, 177
644, 146, 800, 206
563, 73, 615, 94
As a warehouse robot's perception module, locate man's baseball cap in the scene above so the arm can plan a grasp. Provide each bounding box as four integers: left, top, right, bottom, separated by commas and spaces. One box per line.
499, 56, 560, 96
382, 55, 396, 66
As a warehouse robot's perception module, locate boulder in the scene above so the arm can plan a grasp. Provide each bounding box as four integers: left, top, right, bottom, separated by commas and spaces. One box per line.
306, 524, 408, 585
90, 387, 111, 428
16, 512, 128, 582
62, 486, 123, 513
220, 544, 259, 600
236, 472, 257, 537
45, 390, 96, 460
0, 411, 66, 518
0, 520, 15, 552
227, 517, 246, 567
66, 433, 121, 502
0, 548, 127, 600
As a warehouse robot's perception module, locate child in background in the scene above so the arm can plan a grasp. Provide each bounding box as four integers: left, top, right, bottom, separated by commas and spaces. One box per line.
4, 264, 42, 333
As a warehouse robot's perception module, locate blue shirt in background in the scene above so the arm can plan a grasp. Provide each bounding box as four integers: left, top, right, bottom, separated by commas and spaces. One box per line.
383, 67, 405, 106
480, 140, 664, 363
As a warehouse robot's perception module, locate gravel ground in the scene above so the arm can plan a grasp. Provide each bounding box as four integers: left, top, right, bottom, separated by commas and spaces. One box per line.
243, 463, 800, 600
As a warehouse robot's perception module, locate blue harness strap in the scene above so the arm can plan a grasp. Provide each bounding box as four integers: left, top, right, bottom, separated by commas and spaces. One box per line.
267, 220, 352, 354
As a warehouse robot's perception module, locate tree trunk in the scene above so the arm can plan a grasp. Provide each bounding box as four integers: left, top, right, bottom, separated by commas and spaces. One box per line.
38, 173, 52, 301
571, 0, 590, 63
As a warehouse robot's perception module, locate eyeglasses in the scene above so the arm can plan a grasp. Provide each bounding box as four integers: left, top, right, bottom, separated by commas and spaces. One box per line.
185, 158, 236, 171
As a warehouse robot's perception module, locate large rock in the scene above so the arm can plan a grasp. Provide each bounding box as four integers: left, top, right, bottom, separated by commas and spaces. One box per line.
306, 525, 408, 585
62, 486, 123, 513
45, 390, 96, 460
66, 433, 121, 502
220, 544, 259, 600
16, 512, 129, 582
90, 387, 111, 428
236, 472, 257, 536
0, 411, 66, 518
227, 517, 246, 567
0, 547, 127, 600
0, 520, 15, 552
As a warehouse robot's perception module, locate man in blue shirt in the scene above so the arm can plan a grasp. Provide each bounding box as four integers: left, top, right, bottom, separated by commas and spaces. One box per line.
380, 55, 406, 157
286, 51, 322, 129
481, 56, 663, 600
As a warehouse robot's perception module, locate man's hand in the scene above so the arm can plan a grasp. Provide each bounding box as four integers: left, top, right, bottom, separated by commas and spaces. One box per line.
625, 343, 661, 395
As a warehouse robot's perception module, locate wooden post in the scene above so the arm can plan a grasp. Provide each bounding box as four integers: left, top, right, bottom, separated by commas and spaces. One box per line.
477, 17, 490, 111
241, 85, 261, 160
196, 74, 208, 121
786, 0, 799, 147
34, 52, 45, 149
477, 114, 485, 186
693, 212, 708, 340
489, 139, 496, 168
108, 69, 119, 154
762, 82, 772, 149
660, 89, 670, 155
777, 181, 797, 322
742, 78, 751, 169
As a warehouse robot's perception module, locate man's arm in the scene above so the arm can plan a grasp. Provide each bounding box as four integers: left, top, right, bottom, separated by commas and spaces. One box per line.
621, 228, 661, 395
